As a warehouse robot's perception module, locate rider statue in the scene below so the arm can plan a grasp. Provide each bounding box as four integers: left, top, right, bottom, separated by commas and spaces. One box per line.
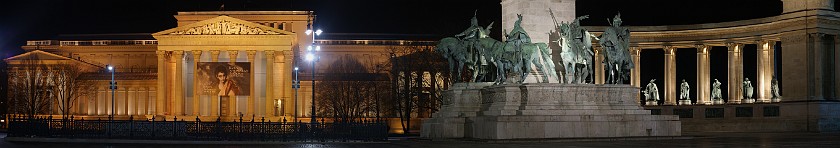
597, 13, 633, 84
456, 10, 492, 41
506, 14, 531, 48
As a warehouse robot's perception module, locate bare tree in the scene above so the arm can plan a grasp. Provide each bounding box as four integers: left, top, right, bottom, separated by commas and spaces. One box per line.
315, 56, 386, 122
50, 63, 96, 120
7, 56, 53, 118
385, 44, 450, 134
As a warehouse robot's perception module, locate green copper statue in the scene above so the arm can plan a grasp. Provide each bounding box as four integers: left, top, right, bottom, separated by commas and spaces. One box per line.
596, 13, 633, 84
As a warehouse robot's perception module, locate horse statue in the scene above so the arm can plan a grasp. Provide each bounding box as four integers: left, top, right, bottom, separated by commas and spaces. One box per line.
554, 17, 595, 84
436, 37, 468, 82
598, 14, 634, 84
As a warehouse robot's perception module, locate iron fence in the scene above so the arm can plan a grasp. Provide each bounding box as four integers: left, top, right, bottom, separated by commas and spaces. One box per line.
7, 115, 389, 142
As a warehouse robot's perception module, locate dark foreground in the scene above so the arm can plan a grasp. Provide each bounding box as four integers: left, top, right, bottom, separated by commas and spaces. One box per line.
2, 132, 839, 148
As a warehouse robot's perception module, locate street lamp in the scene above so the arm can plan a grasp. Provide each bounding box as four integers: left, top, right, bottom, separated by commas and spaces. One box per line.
107, 65, 116, 136
293, 67, 300, 120
305, 28, 321, 123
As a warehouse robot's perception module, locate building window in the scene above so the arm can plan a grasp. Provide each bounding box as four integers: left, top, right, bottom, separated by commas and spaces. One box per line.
673, 109, 693, 118
705, 108, 724, 118
735, 107, 753, 117
763, 106, 780, 117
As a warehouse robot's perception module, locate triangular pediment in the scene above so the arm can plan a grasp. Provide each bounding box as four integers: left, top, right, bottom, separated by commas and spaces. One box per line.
5, 50, 73, 61
153, 15, 293, 36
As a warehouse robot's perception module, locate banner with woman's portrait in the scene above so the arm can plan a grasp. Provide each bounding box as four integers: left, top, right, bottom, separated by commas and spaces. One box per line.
197, 62, 251, 96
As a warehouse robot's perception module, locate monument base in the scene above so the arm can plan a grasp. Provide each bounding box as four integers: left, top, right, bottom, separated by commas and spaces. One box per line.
712, 100, 725, 105
742, 98, 756, 104
646, 100, 659, 106
421, 82, 493, 138
678, 100, 692, 105
423, 83, 681, 139
771, 98, 782, 103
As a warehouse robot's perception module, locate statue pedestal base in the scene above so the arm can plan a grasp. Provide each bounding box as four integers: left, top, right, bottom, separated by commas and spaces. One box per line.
712, 100, 725, 105
771, 98, 782, 103
646, 100, 659, 106
742, 98, 756, 104
422, 82, 493, 138
678, 100, 692, 105
424, 83, 682, 139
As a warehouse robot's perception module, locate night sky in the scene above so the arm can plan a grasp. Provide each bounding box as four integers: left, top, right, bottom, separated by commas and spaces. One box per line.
0, 0, 786, 57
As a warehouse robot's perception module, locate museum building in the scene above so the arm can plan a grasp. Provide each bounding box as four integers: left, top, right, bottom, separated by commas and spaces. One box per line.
7, 11, 433, 122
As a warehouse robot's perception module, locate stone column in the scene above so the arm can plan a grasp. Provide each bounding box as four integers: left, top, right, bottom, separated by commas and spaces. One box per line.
809, 33, 828, 100
283, 51, 294, 117
124, 87, 130, 115
726, 43, 744, 104
246, 50, 256, 116
265, 51, 276, 117
630, 47, 641, 87
173, 50, 185, 115
664, 46, 677, 105
757, 41, 776, 103
594, 47, 604, 84
155, 50, 167, 115
836, 35, 840, 100
210, 50, 220, 116
696, 44, 711, 105
191, 50, 202, 116
228, 51, 239, 117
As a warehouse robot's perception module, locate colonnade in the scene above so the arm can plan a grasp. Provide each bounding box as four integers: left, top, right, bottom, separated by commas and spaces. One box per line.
610, 41, 778, 105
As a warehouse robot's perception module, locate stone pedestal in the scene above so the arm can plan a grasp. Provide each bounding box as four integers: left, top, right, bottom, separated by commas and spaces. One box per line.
771, 98, 782, 103
424, 83, 682, 139
646, 100, 659, 106
678, 100, 692, 105
421, 82, 493, 138
742, 98, 756, 104
712, 100, 725, 105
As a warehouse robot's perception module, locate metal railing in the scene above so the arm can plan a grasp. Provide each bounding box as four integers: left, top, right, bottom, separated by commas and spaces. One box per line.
7, 115, 389, 142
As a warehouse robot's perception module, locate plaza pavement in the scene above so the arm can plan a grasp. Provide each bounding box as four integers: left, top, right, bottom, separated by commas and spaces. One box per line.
1, 132, 839, 148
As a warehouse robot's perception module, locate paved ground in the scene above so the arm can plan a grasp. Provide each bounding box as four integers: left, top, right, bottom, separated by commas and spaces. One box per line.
2, 132, 839, 148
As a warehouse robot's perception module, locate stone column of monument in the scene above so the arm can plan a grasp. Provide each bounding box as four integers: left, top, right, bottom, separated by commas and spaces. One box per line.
247, 50, 256, 116
630, 47, 642, 104
192, 50, 202, 115
173, 50, 185, 115
210, 50, 220, 116
630, 47, 641, 87
135, 88, 141, 115
92, 90, 98, 115
726, 43, 743, 103
594, 47, 604, 84
265, 50, 275, 117
757, 41, 775, 102
501, 0, 574, 83
664, 46, 677, 105
155, 50, 167, 115
696, 45, 711, 105
835, 35, 840, 100
283, 51, 294, 117
228, 51, 239, 117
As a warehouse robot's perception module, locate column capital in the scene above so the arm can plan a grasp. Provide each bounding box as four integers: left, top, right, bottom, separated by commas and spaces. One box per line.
264, 50, 276, 57
808, 32, 827, 38
191, 50, 202, 57
695, 44, 710, 54
629, 47, 641, 55
663, 46, 676, 54
210, 50, 221, 56
228, 50, 239, 62
155, 50, 167, 56
246, 50, 257, 61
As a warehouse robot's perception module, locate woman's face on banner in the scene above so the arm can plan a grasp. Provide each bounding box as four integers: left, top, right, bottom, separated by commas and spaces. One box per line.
217, 72, 227, 82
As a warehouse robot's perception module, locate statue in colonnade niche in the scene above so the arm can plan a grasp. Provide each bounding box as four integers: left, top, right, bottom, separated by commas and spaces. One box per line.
644, 79, 660, 105
771, 76, 782, 102
743, 78, 754, 99
679, 79, 691, 105
595, 13, 633, 84
711, 79, 723, 104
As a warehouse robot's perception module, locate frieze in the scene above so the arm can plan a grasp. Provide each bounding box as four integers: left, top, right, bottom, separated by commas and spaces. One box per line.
169, 20, 281, 35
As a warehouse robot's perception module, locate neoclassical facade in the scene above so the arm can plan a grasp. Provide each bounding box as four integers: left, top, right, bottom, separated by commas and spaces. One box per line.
10, 11, 430, 122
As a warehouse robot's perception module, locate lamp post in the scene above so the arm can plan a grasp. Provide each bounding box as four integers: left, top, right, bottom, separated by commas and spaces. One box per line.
107, 65, 115, 136
305, 28, 321, 123
293, 67, 299, 120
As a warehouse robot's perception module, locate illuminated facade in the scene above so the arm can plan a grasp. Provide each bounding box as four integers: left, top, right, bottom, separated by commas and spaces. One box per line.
8, 11, 433, 121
